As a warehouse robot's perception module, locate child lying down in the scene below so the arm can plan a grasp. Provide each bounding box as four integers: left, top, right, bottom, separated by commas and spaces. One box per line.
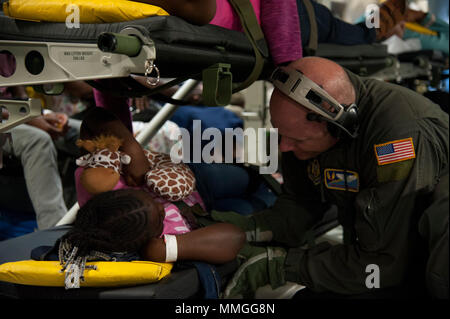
59, 188, 245, 269
59, 107, 247, 289
61, 107, 285, 298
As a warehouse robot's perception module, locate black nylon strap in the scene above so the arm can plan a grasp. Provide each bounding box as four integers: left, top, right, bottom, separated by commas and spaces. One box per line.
227, 0, 269, 92
303, 0, 318, 56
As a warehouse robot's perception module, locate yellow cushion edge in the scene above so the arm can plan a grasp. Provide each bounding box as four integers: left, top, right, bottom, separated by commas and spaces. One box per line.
4, 0, 169, 23
0, 260, 173, 287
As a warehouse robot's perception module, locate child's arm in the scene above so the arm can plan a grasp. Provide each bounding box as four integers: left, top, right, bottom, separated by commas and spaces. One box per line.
141, 223, 246, 264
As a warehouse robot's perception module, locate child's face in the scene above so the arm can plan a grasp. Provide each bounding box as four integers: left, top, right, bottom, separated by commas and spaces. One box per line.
133, 190, 165, 238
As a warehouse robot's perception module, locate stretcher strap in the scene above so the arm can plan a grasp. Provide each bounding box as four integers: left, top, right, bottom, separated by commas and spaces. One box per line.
202, 63, 233, 106
303, 0, 318, 56
227, 0, 268, 93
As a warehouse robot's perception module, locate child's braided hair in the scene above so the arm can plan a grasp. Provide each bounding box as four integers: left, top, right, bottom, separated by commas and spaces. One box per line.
59, 189, 159, 289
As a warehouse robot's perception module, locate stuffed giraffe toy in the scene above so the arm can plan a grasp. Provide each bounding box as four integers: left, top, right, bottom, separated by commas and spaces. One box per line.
76, 134, 195, 201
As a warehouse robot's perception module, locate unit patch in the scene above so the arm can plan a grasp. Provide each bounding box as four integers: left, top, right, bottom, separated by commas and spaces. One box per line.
374, 138, 415, 166
324, 169, 359, 192
307, 159, 321, 186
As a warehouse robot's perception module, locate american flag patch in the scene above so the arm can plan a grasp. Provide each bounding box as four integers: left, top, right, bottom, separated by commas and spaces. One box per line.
374, 138, 415, 166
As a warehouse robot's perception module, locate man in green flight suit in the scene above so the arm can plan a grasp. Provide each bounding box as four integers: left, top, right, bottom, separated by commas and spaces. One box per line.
215, 56, 448, 299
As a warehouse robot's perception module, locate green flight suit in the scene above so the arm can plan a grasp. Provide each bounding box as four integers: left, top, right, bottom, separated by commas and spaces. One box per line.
253, 70, 449, 296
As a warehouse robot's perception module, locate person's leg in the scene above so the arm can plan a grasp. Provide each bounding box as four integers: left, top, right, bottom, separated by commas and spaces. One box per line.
3, 125, 67, 229
189, 163, 278, 215
188, 163, 250, 211
249, 182, 277, 210
297, 0, 376, 46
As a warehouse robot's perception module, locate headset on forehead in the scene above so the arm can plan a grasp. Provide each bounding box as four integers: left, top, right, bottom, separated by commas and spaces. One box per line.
270, 66, 359, 138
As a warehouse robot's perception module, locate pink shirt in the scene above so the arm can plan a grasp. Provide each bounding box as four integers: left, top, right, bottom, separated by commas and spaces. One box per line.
210, 0, 303, 65
92, 80, 133, 132
75, 167, 205, 236
0, 52, 16, 97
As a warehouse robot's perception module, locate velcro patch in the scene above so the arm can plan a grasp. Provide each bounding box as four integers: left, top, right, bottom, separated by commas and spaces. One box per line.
374, 138, 415, 166
324, 169, 359, 192
376, 159, 414, 183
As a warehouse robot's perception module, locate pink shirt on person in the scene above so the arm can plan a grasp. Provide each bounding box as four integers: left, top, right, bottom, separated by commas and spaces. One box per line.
210, 0, 303, 65
0, 51, 16, 98
75, 167, 205, 236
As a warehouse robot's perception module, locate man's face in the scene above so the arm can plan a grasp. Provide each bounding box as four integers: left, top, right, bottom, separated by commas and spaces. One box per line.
270, 89, 338, 160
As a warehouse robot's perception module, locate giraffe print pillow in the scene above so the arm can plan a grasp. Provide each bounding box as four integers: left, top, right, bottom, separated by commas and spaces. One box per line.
143, 149, 196, 202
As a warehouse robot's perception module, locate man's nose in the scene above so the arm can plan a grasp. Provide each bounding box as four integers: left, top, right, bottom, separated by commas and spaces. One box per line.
279, 136, 296, 153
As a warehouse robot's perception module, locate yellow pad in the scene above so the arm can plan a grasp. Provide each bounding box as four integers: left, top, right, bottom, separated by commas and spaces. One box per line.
0, 260, 173, 287
3, 0, 169, 23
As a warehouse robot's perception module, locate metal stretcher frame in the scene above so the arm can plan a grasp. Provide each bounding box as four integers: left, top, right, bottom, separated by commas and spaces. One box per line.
0, 13, 274, 134
314, 43, 447, 84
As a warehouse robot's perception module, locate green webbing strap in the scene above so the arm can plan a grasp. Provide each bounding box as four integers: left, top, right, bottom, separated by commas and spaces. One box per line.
172, 200, 210, 229
202, 63, 233, 106
227, 0, 269, 93
260, 173, 282, 196
303, 0, 318, 56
